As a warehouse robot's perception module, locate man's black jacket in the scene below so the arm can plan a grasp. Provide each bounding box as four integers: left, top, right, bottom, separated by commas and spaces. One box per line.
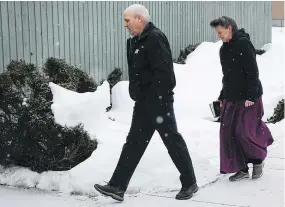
127, 22, 176, 102
218, 29, 263, 102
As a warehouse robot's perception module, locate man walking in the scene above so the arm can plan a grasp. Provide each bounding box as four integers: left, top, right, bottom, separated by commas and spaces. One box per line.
94, 4, 198, 201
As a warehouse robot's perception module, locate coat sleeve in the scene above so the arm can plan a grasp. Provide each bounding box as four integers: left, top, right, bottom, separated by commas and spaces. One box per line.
218, 87, 224, 101
147, 33, 174, 96
218, 48, 224, 101
127, 38, 142, 101
237, 38, 259, 102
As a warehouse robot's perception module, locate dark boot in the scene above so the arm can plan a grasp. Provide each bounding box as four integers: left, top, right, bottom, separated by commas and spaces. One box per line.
94, 184, 125, 202
175, 183, 199, 200
229, 171, 249, 181
252, 162, 264, 179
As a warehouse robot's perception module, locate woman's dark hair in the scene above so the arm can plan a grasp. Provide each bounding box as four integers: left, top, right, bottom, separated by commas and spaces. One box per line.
210, 16, 238, 32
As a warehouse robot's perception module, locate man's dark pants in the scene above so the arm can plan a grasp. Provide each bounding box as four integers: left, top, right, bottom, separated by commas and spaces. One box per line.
109, 97, 197, 191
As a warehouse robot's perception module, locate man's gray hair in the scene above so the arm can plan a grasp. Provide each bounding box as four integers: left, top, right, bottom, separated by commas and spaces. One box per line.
210, 16, 238, 32
124, 4, 150, 23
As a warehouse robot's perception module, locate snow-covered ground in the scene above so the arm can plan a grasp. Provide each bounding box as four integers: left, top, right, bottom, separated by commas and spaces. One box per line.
1, 27, 284, 207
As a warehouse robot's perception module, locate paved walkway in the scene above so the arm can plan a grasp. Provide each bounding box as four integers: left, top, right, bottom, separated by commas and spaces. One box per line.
1, 138, 284, 207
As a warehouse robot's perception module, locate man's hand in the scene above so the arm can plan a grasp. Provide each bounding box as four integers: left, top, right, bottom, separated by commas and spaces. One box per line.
245, 100, 254, 107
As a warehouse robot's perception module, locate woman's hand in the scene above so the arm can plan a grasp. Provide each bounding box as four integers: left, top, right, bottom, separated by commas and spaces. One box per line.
245, 100, 254, 107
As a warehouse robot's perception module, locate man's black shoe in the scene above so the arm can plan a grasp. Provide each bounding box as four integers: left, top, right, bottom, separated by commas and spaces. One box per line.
94, 184, 125, 202
175, 183, 199, 200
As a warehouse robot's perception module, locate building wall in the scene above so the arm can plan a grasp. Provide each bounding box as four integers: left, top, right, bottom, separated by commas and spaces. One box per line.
0, 1, 272, 82
272, 1, 284, 27
272, 1, 284, 19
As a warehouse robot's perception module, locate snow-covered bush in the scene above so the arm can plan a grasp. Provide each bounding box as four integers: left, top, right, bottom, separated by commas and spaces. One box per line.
44, 57, 97, 93
106, 68, 123, 112
255, 49, 266, 55
267, 99, 284, 124
174, 44, 200, 64
107, 68, 123, 89
0, 60, 97, 173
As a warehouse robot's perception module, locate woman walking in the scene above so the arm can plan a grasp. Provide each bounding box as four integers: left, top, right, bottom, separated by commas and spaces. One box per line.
210, 16, 274, 181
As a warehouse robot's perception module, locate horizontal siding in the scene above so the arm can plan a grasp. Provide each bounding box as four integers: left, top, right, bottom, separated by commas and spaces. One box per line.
0, 1, 272, 82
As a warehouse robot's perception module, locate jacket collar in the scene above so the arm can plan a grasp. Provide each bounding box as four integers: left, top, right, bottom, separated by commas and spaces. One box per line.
223, 29, 242, 45
138, 22, 155, 40
229, 28, 249, 43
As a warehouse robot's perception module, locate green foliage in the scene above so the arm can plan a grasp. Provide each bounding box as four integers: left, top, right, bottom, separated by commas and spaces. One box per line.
267, 99, 284, 124
0, 60, 97, 173
44, 57, 97, 93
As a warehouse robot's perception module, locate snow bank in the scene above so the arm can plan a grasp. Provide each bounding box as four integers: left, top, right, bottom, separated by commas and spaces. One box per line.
49, 81, 110, 137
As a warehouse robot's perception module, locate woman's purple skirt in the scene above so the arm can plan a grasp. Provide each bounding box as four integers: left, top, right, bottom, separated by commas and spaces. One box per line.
220, 97, 274, 174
